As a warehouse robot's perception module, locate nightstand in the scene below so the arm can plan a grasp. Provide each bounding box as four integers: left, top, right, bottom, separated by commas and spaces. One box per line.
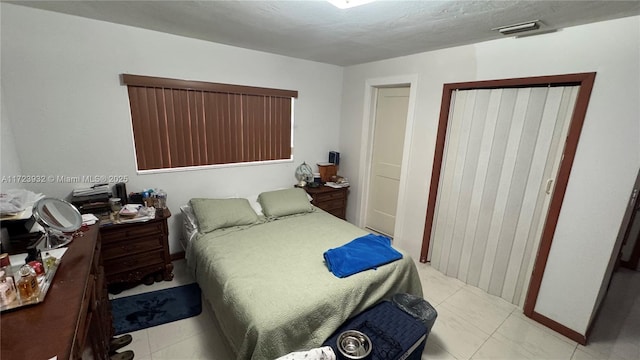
99, 210, 173, 292
304, 185, 349, 220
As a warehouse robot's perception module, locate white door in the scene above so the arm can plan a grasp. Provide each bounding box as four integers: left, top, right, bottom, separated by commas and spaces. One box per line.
430, 86, 579, 305
365, 87, 409, 237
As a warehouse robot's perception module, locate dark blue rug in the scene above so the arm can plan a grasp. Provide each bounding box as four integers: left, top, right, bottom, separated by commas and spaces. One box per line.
111, 283, 202, 335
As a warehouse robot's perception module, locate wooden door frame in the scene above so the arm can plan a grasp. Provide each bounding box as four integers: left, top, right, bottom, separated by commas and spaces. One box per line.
420, 72, 596, 345
620, 169, 640, 269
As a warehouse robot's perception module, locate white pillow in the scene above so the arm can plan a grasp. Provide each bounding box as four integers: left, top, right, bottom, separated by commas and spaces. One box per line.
246, 194, 264, 216
180, 204, 199, 232
179, 204, 200, 248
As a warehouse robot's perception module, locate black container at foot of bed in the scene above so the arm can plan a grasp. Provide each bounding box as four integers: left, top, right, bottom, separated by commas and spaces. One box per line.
323, 299, 432, 360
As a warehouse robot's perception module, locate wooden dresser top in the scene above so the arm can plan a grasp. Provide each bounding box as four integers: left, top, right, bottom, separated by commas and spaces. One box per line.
1, 225, 98, 360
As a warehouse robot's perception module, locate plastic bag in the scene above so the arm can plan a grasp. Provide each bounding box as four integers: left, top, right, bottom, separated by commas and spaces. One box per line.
391, 293, 438, 333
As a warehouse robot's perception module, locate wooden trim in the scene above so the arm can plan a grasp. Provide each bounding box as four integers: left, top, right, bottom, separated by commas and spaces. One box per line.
529, 310, 587, 345
420, 84, 454, 262
122, 74, 298, 98
171, 251, 186, 261
620, 170, 640, 269
420, 72, 597, 339
523, 72, 596, 315
621, 220, 640, 268
442, 72, 596, 91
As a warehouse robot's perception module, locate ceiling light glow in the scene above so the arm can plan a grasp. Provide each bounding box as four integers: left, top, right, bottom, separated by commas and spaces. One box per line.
327, 0, 375, 9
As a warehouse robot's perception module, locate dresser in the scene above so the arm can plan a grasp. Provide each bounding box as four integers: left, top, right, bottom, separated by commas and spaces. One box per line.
1, 225, 112, 360
303, 185, 349, 220
100, 211, 173, 291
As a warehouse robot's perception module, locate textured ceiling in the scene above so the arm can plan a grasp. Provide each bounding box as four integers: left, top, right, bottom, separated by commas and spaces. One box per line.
8, 0, 640, 66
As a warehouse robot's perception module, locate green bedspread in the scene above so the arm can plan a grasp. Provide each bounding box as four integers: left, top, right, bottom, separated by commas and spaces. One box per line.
187, 210, 423, 360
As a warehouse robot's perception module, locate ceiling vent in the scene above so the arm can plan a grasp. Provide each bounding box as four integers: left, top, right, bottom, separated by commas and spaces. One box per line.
493, 20, 541, 36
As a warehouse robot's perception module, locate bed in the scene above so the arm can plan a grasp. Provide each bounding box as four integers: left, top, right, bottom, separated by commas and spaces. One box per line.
182, 188, 423, 360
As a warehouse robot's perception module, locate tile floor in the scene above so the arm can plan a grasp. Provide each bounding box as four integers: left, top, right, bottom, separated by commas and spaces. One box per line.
110, 260, 640, 360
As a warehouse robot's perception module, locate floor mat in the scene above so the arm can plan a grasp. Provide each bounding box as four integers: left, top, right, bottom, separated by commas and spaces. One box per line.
111, 283, 202, 335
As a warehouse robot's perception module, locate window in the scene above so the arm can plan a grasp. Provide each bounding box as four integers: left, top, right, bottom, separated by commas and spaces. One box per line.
122, 74, 298, 172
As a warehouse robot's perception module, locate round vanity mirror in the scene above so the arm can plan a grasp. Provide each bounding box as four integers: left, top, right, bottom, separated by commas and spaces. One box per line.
32, 197, 82, 250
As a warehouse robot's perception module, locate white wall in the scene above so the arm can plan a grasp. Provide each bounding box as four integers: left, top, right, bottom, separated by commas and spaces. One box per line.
3, 1, 639, 340
339, 17, 640, 337
0, 86, 24, 191
0, 3, 344, 253
0, 3, 23, 190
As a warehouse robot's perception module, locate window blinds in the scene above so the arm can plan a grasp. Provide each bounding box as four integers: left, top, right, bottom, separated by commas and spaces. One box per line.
123, 74, 297, 171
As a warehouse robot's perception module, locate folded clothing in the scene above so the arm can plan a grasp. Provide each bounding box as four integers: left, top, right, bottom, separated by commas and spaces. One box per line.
323, 234, 402, 278
0, 189, 40, 215
275, 346, 335, 360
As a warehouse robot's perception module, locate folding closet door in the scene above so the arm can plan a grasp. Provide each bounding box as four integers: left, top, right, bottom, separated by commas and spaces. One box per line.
429, 85, 579, 305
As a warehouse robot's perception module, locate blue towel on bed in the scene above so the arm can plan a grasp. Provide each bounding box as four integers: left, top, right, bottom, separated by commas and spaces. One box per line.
323, 234, 403, 278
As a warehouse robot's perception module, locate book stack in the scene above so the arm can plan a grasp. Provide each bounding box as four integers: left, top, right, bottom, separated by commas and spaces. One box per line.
72, 184, 110, 197
325, 180, 350, 188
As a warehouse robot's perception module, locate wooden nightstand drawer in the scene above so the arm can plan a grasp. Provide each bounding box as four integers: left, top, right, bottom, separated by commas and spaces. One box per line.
317, 198, 345, 211
104, 249, 165, 277
303, 185, 349, 220
99, 211, 174, 288
102, 235, 164, 260
314, 190, 346, 203
100, 222, 164, 243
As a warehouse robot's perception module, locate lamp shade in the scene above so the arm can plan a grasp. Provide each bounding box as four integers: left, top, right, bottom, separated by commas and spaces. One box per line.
295, 162, 314, 186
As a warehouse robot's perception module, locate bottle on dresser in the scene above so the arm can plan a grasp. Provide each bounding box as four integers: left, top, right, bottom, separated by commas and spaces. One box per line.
0, 253, 17, 306
16, 264, 39, 301
0, 269, 17, 306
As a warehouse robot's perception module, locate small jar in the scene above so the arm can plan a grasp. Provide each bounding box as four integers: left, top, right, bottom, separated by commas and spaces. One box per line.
17, 264, 39, 301
143, 191, 153, 208
0, 254, 15, 293
109, 198, 123, 213
156, 190, 167, 209
0, 253, 10, 268
44, 252, 57, 272
28, 260, 45, 276
0, 270, 17, 306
